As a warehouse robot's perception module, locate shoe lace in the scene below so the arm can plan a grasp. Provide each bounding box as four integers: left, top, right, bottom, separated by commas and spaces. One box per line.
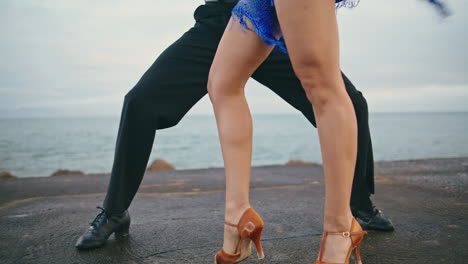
90, 206, 108, 227
371, 205, 381, 216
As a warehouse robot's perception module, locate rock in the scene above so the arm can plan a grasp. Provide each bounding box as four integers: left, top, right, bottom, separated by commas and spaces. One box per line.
50, 169, 85, 177
0, 171, 17, 179
286, 160, 321, 166
147, 159, 175, 171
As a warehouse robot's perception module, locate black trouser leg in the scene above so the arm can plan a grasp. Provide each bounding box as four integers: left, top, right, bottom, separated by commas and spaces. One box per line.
103, 5, 230, 213
346, 80, 375, 211
252, 51, 375, 210
103, 95, 157, 214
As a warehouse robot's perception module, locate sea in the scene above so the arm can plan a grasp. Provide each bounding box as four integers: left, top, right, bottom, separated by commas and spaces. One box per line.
1, 112, 467, 177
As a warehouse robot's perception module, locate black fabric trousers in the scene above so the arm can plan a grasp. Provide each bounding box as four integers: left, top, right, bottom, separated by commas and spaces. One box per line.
103, 3, 375, 214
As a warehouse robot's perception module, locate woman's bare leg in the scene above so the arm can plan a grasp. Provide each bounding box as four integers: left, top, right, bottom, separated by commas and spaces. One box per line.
207, 18, 274, 253
274, 0, 357, 262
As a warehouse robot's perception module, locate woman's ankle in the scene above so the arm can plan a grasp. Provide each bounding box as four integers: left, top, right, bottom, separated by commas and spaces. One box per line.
225, 202, 251, 223
323, 212, 353, 232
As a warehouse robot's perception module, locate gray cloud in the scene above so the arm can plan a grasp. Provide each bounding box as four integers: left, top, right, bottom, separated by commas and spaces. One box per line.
0, 0, 466, 118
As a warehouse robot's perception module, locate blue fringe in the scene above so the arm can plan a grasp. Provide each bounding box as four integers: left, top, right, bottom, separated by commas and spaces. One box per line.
231, 0, 450, 54
425, 0, 451, 17
231, 0, 359, 54
335, 0, 360, 9
231, 0, 285, 53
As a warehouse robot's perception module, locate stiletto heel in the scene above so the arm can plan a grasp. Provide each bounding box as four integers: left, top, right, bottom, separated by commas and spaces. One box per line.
355, 243, 363, 264
252, 231, 265, 259
214, 208, 265, 264
314, 217, 367, 264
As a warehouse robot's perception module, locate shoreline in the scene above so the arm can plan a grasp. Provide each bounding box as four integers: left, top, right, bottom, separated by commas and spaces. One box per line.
2, 156, 468, 179
1, 111, 468, 120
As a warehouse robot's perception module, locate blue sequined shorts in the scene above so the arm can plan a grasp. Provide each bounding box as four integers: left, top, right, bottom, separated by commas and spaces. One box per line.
231, 0, 360, 54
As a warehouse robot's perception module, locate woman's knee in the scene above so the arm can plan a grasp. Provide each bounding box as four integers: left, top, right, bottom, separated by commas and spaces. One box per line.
206, 73, 217, 100
207, 71, 243, 104
294, 61, 342, 109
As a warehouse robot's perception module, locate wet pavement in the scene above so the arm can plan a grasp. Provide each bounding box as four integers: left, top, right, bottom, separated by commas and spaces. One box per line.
1, 157, 467, 264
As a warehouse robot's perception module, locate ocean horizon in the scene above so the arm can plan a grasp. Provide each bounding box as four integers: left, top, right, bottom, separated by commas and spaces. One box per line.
1, 112, 468, 178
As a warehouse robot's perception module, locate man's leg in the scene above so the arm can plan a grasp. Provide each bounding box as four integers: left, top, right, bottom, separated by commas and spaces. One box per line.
103, 31, 219, 215
251, 50, 393, 231
75, 4, 233, 249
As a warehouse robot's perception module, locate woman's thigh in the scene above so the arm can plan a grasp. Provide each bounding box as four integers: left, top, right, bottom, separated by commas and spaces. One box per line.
208, 17, 274, 95
274, 0, 341, 86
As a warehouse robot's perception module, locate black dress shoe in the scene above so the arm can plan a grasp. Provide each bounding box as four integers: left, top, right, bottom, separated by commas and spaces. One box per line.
352, 204, 394, 232
75, 206, 130, 250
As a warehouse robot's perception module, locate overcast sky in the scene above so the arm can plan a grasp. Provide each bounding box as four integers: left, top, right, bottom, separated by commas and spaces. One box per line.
0, 0, 466, 118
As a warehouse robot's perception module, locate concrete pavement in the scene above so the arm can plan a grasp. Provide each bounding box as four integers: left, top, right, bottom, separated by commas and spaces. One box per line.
0, 157, 467, 264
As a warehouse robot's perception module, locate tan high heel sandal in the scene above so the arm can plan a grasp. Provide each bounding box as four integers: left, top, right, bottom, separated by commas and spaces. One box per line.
314, 217, 367, 264
214, 208, 265, 264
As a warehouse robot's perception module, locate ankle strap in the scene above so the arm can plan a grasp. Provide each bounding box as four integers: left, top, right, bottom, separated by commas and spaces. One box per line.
224, 207, 256, 228
318, 230, 367, 262
324, 230, 367, 237
224, 221, 238, 228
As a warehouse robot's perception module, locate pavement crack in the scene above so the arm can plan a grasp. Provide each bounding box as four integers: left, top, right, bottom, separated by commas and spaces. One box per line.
135, 244, 214, 259
262, 233, 321, 241
134, 233, 322, 260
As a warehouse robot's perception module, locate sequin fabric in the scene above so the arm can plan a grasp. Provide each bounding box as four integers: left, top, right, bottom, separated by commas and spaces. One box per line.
231, 0, 450, 54
231, 0, 359, 53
